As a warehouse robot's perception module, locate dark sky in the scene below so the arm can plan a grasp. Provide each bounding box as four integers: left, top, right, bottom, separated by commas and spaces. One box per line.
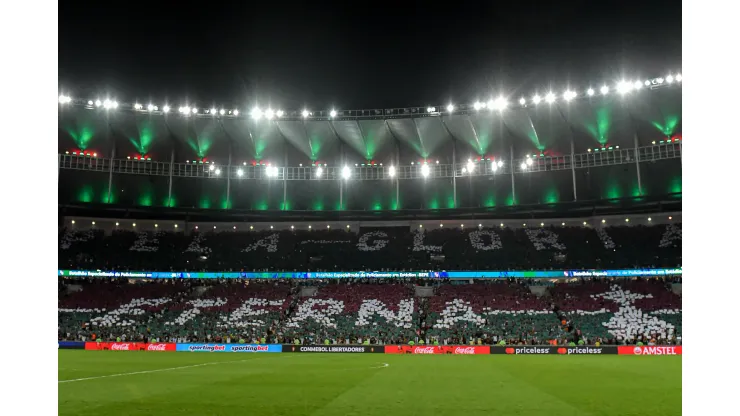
59, 0, 681, 110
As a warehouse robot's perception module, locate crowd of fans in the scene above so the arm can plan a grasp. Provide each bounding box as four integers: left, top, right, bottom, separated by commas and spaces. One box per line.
59, 223, 682, 272
59, 276, 681, 346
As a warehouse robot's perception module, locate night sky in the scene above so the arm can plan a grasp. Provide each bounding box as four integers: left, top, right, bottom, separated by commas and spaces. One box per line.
59, 0, 681, 110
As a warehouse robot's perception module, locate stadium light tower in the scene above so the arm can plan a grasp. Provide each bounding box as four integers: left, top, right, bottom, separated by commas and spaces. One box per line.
421, 163, 430, 178
342, 165, 351, 179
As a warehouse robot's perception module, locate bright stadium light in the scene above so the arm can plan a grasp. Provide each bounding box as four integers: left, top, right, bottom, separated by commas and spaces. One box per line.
191, 107, 198, 114
330, 109, 338, 118
617, 80, 632, 95
276, 110, 284, 118
134, 103, 143, 110
520, 162, 527, 170
545, 92, 556, 104
316, 166, 323, 177
633, 80, 643, 89
388, 166, 396, 177
216, 109, 224, 115
563, 90, 577, 101
666, 74, 675, 84
233, 110, 239, 116
95, 99, 102, 107
600, 85, 609, 95
446, 104, 454, 112
492, 96, 508, 111
526, 157, 533, 166
265, 108, 275, 119
209, 164, 215, 171
237, 168, 244, 177
486, 99, 494, 110
265, 165, 279, 178
586, 88, 595, 96
497, 160, 503, 168
342, 165, 351, 179
466, 159, 475, 173
87, 100, 93, 106
181, 106, 191, 114
58, 95, 71, 104
532, 95, 542, 105
421, 163, 430, 178
162, 105, 170, 113
426, 106, 436, 113
473, 101, 483, 111
302, 109, 310, 118
210, 108, 217, 115
491, 162, 498, 172
103, 99, 112, 109
251, 107, 263, 120
147, 104, 155, 111
675, 73, 682, 82
519, 97, 526, 106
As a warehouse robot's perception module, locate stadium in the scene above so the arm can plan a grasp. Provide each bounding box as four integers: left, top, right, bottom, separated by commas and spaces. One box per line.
58, 72, 682, 415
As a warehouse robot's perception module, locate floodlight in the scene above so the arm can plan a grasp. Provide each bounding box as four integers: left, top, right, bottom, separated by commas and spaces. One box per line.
616, 81, 632, 95
134, 103, 143, 110
492, 96, 508, 111
473, 101, 483, 111
586, 88, 595, 96
302, 109, 310, 118
219, 109, 225, 115
427, 106, 436, 113
675, 74, 682, 82
520, 162, 527, 170
330, 110, 337, 118
446, 104, 454, 112
526, 157, 533, 166
191, 107, 198, 114
497, 160, 503, 168
545, 92, 556, 103
600, 86, 609, 95
666, 75, 674, 84
342, 165, 351, 179
162, 105, 170, 113
421, 164, 430, 178
486, 100, 494, 110
210, 108, 217, 115
95, 100, 102, 107
563, 90, 576, 101
87, 100, 93, 106
633, 80, 643, 89
276, 110, 284, 117
265, 108, 275, 119
466, 159, 475, 173
316, 167, 323, 177
519, 97, 526, 105
491, 162, 498, 172
251, 107, 263, 120
644, 80, 651, 86
147, 104, 155, 111
388, 166, 396, 177
233, 110, 239, 116
237, 169, 244, 177
214, 168, 221, 175
532, 95, 542, 105
209, 164, 215, 171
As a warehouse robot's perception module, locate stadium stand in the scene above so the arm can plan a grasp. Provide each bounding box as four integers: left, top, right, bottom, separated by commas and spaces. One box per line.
59, 223, 682, 271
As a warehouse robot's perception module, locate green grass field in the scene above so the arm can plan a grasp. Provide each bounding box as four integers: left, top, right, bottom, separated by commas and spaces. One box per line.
59, 350, 681, 416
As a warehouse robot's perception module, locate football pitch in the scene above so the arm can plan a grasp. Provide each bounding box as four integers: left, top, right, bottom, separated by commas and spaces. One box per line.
59, 350, 681, 416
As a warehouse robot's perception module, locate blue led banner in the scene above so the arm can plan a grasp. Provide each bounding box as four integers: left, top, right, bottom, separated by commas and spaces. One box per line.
59, 268, 681, 279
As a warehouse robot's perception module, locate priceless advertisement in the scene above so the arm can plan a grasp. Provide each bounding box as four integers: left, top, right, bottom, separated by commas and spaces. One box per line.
385, 345, 491, 354
176, 344, 282, 353
618, 346, 682, 355
58, 341, 85, 349
282, 345, 384, 353
84, 342, 177, 351
491, 346, 618, 355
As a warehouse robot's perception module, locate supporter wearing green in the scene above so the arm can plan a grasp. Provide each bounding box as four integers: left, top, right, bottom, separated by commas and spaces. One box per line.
324, 339, 330, 345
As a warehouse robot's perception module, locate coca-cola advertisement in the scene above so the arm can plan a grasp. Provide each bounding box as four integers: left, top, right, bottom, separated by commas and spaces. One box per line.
84, 342, 176, 351
384, 345, 491, 354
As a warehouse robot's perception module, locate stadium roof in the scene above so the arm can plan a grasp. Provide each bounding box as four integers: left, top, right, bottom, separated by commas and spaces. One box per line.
59, 78, 681, 167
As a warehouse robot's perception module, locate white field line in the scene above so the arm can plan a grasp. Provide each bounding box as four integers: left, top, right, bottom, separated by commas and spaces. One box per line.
371, 363, 390, 369
59, 359, 251, 384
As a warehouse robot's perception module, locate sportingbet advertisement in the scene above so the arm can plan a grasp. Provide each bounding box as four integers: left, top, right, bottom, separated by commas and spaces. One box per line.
176, 344, 282, 353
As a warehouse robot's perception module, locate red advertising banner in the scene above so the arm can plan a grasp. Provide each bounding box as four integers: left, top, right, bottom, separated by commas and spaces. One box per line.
385, 345, 490, 355
84, 342, 176, 351
618, 346, 682, 355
